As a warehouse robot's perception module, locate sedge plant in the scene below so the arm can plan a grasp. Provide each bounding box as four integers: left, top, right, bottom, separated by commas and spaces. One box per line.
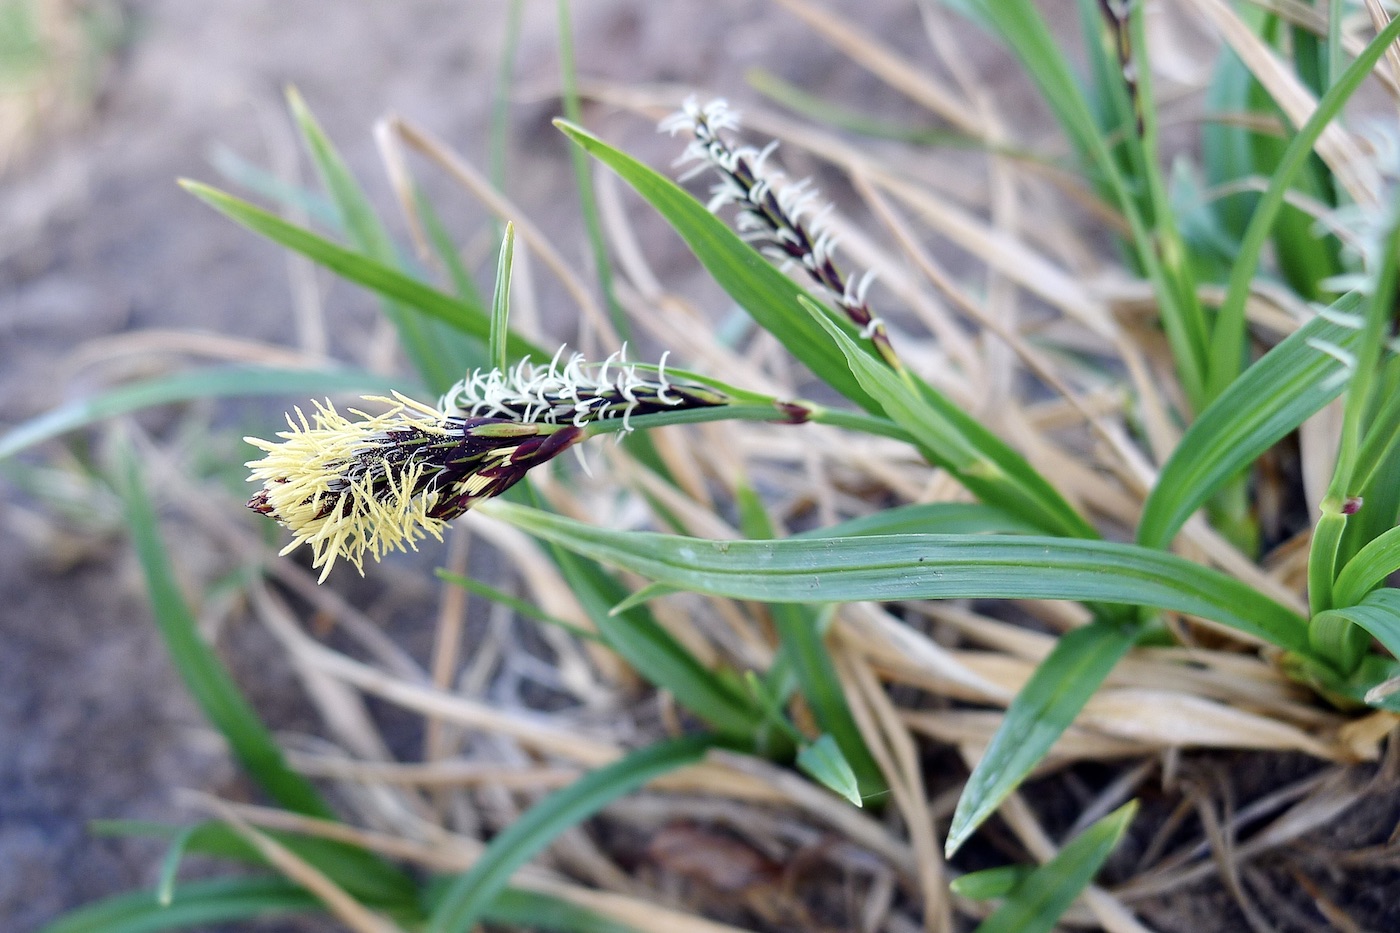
7, 2, 1400, 931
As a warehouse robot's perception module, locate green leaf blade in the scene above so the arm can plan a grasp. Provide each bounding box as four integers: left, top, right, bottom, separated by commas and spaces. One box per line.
117, 447, 335, 820
427, 735, 717, 933
796, 734, 863, 807
179, 181, 542, 364
485, 501, 1310, 651
804, 296, 1094, 539
948, 621, 1141, 857
286, 89, 484, 392
1335, 527, 1400, 607
39, 877, 318, 933
553, 120, 878, 412
973, 800, 1138, 933
0, 366, 401, 462
1138, 296, 1365, 550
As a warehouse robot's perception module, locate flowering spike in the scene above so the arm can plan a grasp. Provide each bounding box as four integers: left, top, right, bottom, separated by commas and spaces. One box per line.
438, 345, 729, 431
246, 394, 581, 581
661, 96, 902, 371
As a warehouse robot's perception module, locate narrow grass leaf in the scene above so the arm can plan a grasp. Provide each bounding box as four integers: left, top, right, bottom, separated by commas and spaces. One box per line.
208, 144, 340, 230
554, 0, 626, 340
117, 447, 335, 820
0, 366, 401, 462
792, 502, 1041, 538
485, 501, 1309, 650
553, 120, 878, 411
435, 569, 599, 642
93, 819, 414, 910
1338, 357, 1400, 566
1307, 188, 1400, 617
1335, 527, 1400, 608
1138, 294, 1366, 550
287, 88, 482, 392
805, 297, 1094, 539
947, 622, 1142, 857
954, 0, 1210, 403
1313, 588, 1400, 663
155, 827, 197, 906
490, 222, 515, 371
796, 734, 863, 807
737, 483, 886, 799
543, 532, 763, 738
972, 800, 1138, 933
747, 66, 1010, 149
1207, 15, 1400, 400
771, 604, 885, 799
116, 453, 417, 902
950, 865, 1032, 900
427, 735, 718, 933
39, 877, 319, 933
180, 181, 542, 362
488, 0, 524, 194
415, 185, 483, 303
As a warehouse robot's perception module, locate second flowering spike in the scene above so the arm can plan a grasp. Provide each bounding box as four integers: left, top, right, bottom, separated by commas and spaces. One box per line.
661, 97, 899, 371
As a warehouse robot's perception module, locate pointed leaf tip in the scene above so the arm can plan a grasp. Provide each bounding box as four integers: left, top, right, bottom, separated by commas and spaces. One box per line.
797, 734, 863, 807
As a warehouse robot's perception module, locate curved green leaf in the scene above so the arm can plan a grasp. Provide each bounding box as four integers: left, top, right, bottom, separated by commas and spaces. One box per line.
288, 88, 484, 391
794, 501, 1041, 538
427, 735, 718, 933
489, 222, 515, 371
806, 298, 1093, 539
484, 501, 1309, 651
951, 865, 1033, 901
1314, 587, 1400, 662
118, 448, 335, 820
116, 450, 418, 903
1335, 527, 1400, 608
1208, 15, 1400, 400
973, 800, 1137, 933
796, 733, 863, 807
553, 120, 878, 412
0, 366, 401, 461
1138, 294, 1365, 550
39, 877, 318, 933
180, 180, 543, 364
948, 619, 1141, 856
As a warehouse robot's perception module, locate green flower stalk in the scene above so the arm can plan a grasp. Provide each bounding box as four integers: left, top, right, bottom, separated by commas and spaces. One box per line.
246, 349, 731, 580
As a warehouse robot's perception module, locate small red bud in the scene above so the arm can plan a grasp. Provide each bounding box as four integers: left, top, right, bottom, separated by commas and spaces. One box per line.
774, 400, 811, 424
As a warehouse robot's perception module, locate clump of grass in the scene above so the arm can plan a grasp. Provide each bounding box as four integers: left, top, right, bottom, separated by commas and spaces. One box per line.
9, 2, 1400, 932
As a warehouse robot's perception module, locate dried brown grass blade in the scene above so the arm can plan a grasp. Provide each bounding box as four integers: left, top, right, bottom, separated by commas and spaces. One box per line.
769, 0, 980, 135
380, 114, 619, 348
840, 651, 951, 933
1184, 0, 1379, 205
194, 794, 408, 933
